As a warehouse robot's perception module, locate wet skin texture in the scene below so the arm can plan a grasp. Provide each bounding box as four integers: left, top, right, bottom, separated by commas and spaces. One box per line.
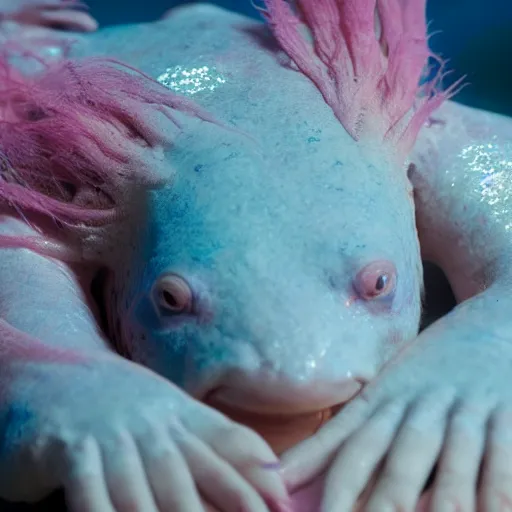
1, 2, 512, 512
0, 263, 457, 512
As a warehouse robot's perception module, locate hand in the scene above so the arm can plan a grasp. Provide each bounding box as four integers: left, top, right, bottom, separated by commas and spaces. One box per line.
281, 289, 512, 511
0, 352, 290, 512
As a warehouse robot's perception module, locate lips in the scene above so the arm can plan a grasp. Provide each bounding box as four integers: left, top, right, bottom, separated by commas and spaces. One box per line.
202, 373, 364, 454
204, 392, 355, 455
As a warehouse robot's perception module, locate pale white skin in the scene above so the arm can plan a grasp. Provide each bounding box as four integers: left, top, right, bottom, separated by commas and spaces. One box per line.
1, 6, 290, 512
1, 3, 511, 512
283, 103, 512, 512
0, 224, 288, 512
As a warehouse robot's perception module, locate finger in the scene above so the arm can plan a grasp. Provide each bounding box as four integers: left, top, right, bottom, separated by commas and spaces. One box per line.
281, 395, 373, 490
479, 406, 512, 512
11, 5, 98, 31
197, 422, 290, 508
136, 428, 205, 512
363, 390, 454, 512
101, 430, 160, 512
32, 9, 98, 31
429, 401, 488, 512
321, 399, 408, 512
63, 437, 115, 512
177, 431, 276, 512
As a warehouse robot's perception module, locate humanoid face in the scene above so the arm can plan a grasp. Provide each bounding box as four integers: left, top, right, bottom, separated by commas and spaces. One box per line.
99, 3, 424, 452
111, 79, 422, 452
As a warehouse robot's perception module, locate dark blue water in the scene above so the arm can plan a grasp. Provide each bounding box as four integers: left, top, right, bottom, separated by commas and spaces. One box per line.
85, 0, 512, 116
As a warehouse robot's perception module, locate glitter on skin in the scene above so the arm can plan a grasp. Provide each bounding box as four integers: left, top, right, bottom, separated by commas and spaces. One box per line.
458, 137, 512, 231
157, 65, 227, 96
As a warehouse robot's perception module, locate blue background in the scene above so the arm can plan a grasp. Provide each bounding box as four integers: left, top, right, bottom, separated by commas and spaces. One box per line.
85, 0, 512, 116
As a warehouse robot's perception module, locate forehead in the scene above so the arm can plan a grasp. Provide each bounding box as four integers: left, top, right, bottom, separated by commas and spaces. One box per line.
147, 117, 405, 283
80, 6, 375, 161
80, 4, 409, 260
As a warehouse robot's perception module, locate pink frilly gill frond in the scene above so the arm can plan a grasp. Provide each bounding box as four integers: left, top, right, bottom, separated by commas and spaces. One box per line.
262, 0, 462, 155
0, 51, 220, 260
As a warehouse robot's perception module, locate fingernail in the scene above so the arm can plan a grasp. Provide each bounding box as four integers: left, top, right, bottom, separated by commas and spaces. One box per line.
260, 461, 281, 470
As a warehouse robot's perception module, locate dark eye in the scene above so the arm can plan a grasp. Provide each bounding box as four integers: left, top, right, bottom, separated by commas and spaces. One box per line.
152, 274, 193, 315
354, 261, 397, 300
375, 273, 389, 292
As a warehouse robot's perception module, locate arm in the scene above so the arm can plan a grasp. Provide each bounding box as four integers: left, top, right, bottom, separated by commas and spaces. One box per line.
410, 99, 512, 302
0, 214, 110, 357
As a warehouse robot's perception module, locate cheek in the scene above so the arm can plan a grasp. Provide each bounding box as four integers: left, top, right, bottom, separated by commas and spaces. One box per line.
364, 294, 397, 315
393, 275, 423, 323
127, 326, 190, 386
131, 296, 162, 332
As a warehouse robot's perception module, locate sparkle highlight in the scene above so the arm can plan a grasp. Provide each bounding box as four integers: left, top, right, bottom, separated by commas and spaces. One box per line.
459, 137, 512, 231
157, 65, 226, 96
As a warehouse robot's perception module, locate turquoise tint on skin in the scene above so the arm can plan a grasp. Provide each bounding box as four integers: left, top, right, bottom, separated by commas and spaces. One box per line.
2, 2, 512, 512
70, 3, 423, 407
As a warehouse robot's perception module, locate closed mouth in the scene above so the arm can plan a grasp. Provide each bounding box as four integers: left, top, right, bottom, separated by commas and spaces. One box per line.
204, 392, 352, 454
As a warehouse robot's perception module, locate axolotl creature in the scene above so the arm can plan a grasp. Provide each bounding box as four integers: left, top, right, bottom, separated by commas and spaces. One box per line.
1, 1, 512, 512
